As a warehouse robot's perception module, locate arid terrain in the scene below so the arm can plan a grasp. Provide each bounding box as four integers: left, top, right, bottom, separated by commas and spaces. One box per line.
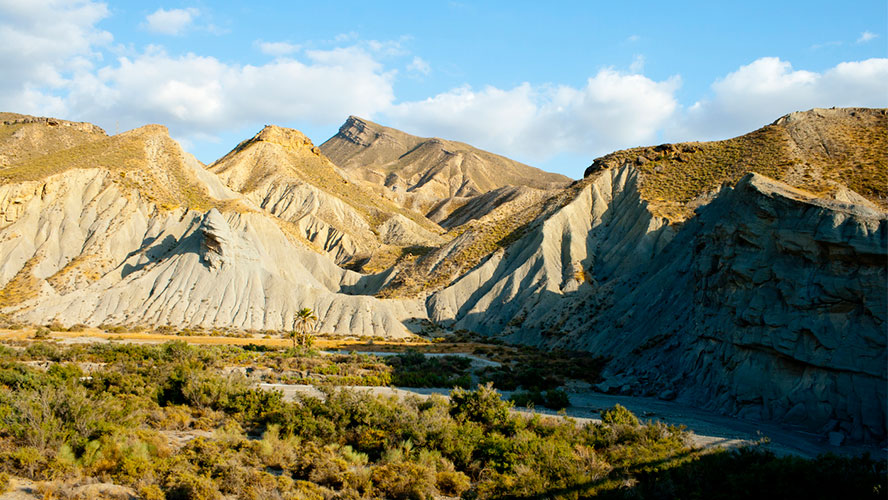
0, 108, 885, 498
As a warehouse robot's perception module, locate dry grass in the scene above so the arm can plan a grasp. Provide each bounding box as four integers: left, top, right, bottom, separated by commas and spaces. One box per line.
0, 126, 238, 213
0, 328, 491, 354
0, 256, 40, 306
590, 108, 888, 220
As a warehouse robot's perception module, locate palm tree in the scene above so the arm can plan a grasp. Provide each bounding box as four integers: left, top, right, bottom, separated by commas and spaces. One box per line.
291, 307, 318, 348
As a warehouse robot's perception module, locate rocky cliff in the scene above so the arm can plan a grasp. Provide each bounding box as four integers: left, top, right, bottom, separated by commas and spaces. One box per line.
426, 108, 887, 444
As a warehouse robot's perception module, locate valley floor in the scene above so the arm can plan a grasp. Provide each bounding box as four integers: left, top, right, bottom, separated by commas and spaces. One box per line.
1, 329, 880, 462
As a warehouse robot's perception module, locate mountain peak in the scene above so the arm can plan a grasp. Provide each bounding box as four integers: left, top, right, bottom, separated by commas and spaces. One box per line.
335, 115, 396, 148
120, 123, 169, 139
255, 125, 315, 149
321, 116, 572, 210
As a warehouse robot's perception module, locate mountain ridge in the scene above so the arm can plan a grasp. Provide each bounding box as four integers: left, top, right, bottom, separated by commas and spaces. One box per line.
320, 115, 571, 216
0, 108, 884, 444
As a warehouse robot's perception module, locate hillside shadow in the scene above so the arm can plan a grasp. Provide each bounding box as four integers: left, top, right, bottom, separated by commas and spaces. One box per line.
120, 231, 203, 277
496, 446, 886, 500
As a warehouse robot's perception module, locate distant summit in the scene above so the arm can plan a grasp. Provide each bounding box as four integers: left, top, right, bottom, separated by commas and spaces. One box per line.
320, 116, 571, 215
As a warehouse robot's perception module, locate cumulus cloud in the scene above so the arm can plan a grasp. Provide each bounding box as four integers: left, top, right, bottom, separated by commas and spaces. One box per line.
0, 0, 111, 114
407, 56, 430, 75
143, 7, 199, 36
385, 68, 680, 161
677, 57, 888, 140
66, 46, 395, 137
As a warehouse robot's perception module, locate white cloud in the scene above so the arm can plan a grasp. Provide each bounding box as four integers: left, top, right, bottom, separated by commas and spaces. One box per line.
626, 34, 640, 42
407, 56, 430, 75
66, 45, 395, 138
255, 40, 300, 56
143, 7, 199, 36
334, 32, 357, 43
384, 68, 680, 161
857, 31, 878, 43
0, 0, 111, 114
677, 57, 888, 141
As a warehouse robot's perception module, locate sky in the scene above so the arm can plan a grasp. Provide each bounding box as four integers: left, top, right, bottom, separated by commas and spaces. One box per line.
1, 1, 886, 179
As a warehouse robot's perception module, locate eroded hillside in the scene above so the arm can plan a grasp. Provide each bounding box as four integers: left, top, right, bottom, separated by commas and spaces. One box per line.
0, 108, 885, 445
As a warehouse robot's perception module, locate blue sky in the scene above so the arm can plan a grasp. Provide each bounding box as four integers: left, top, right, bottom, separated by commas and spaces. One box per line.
1, 1, 885, 178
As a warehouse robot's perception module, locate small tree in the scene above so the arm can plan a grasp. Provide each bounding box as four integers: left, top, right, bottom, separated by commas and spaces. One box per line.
290, 308, 318, 348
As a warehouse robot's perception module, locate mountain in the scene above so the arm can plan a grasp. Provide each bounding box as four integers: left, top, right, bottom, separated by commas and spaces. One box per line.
426, 108, 887, 444
0, 116, 425, 337
585, 107, 887, 220
0, 108, 884, 445
207, 125, 444, 267
320, 116, 571, 217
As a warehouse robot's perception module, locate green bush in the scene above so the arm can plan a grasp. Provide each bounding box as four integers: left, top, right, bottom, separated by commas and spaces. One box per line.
450, 383, 514, 432
371, 461, 437, 500
602, 404, 639, 426
0, 340, 882, 499
509, 388, 571, 410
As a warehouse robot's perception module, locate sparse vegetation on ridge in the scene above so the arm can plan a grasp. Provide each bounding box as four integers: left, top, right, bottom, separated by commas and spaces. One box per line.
589, 108, 888, 220
0, 125, 240, 213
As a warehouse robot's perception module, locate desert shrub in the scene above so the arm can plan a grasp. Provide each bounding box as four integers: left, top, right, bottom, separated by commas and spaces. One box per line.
0, 472, 8, 493
450, 383, 514, 432
0, 339, 882, 499
602, 404, 639, 426
164, 469, 221, 500
544, 389, 571, 410
33, 327, 51, 339
436, 469, 471, 497
509, 389, 546, 408
23, 342, 65, 361
388, 351, 472, 388
371, 461, 437, 500
6, 382, 116, 453
509, 388, 572, 410
3, 446, 46, 478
